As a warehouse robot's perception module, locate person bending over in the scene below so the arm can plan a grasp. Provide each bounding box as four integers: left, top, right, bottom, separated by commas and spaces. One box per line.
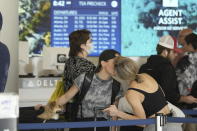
104, 56, 182, 131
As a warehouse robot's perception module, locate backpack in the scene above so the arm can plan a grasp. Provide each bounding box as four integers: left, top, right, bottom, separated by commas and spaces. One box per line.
64, 72, 120, 121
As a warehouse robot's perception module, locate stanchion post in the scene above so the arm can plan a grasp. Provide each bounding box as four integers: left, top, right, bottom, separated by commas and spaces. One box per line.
156, 113, 165, 131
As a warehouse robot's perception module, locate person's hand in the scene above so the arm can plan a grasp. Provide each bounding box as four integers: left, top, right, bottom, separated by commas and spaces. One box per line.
34, 104, 43, 110
181, 95, 197, 104
55, 97, 66, 110
103, 105, 119, 117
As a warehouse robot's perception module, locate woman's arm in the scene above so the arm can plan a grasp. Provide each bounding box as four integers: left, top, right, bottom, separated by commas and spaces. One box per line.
56, 84, 79, 106
125, 91, 146, 120
103, 105, 133, 119
103, 90, 146, 120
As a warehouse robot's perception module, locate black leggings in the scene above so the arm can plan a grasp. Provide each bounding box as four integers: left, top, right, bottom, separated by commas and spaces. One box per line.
69, 117, 109, 131
70, 127, 109, 131
120, 125, 143, 131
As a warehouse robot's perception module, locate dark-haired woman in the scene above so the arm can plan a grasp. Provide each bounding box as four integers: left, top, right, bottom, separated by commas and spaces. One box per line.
63, 29, 96, 91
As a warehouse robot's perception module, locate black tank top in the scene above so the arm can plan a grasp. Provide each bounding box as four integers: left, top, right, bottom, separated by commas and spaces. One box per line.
128, 87, 167, 117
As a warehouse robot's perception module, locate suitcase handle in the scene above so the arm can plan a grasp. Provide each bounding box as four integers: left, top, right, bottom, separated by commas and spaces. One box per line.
93, 106, 112, 131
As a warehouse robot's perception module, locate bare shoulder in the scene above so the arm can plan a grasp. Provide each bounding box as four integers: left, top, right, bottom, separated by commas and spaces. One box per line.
139, 74, 158, 87
130, 73, 158, 93
139, 73, 156, 82
126, 83, 144, 102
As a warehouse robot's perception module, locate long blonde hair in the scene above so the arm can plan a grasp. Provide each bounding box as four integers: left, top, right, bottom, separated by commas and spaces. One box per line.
114, 56, 139, 82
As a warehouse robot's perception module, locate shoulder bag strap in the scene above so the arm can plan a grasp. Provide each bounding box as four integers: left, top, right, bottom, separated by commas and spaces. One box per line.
111, 79, 120, 104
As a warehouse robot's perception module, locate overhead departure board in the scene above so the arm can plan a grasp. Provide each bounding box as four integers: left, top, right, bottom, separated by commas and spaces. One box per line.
19, 0, 197, 56
51, 0, 121, 56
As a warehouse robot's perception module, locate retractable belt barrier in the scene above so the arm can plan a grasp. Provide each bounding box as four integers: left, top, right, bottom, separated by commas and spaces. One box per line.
19, 109, 197, 130
19, 119, 155, 130
182, 109, 197, 115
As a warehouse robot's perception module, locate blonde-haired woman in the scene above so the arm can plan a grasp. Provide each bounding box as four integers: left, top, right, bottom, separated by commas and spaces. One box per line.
103, 56, 182, 131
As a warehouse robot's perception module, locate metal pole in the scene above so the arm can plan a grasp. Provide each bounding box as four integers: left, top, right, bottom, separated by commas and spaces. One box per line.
94, 107, 96, 131
94, 107, 106, 131
109, 117, 112, 131
155, 113, 165, 131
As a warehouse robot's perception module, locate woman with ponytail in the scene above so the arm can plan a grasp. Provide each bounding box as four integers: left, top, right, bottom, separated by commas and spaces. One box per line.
104, 56, 182, 131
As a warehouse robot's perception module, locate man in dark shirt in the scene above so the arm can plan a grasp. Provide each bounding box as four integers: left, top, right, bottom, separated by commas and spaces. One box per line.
139, 35, 197, 107
0, 12, 10, 92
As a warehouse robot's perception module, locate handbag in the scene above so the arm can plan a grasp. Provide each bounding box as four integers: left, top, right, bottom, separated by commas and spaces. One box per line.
48, 78, 64, 103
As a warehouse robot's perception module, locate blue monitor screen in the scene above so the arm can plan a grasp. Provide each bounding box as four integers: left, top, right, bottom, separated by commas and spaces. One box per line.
51, 0, 121, 56
19, 0, 197, 56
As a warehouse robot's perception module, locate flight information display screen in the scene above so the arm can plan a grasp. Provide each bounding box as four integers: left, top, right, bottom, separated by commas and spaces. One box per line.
19, 0, 197, 56
51, 0, 121, 56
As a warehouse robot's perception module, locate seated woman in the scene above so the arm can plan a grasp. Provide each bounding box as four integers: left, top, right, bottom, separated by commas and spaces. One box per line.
103, 56, 182, 131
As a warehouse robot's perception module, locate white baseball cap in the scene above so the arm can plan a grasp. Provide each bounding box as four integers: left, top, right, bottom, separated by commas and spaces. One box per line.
158, 35, 182, 53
